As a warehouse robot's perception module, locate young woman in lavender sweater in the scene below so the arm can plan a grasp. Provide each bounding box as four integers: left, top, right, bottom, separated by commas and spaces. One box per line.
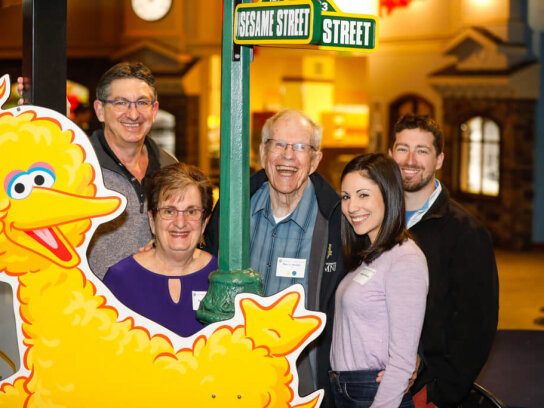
329, 153, 428, 408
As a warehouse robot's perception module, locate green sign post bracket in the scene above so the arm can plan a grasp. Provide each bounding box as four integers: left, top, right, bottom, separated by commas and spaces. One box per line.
196, 0, 262, 325
234, 0, 378, 52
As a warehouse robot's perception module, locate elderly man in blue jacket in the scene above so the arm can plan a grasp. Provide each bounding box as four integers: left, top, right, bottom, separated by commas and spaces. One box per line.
204, 108, 345, 407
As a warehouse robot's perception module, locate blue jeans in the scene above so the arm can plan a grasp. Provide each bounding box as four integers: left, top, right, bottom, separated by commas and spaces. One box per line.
329, 369, 414, 408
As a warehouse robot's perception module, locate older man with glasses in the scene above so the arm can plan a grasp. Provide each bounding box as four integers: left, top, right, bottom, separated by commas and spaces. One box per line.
204, 108, 345, 407
88, 61, 177, 280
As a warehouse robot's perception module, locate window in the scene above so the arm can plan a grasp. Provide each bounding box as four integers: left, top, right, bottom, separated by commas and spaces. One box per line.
459, 116, 500, 196
388, 94, 434, 149
150, 110, 176, 156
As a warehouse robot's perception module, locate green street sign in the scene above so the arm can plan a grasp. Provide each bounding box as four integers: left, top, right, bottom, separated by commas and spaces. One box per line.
234, 0, 322, 45
234, 0, 378, 52
319, 11, 378, 52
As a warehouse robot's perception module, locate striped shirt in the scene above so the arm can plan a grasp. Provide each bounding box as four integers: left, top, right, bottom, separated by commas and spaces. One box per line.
250, 180, 318, 299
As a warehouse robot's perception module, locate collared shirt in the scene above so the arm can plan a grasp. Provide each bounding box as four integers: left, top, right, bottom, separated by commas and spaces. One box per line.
96, 131, 162, 213
249, 180, 318, 298
406, 179, 442, 229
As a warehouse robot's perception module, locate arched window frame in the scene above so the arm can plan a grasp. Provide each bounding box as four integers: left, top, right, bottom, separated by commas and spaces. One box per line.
388, 94, 434, 149
458, 116, 501, 197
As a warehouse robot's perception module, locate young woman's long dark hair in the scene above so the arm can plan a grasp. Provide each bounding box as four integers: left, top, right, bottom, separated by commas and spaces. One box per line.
341, 153, 410, 272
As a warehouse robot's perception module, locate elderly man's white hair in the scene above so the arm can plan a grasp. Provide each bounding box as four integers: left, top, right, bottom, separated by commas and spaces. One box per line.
261, 108, 323, 151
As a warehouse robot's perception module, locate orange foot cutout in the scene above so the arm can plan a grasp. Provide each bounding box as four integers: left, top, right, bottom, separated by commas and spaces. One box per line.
241, 291, 321, 356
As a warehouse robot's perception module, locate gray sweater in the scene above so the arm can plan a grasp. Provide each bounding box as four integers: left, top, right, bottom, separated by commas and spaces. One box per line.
87, 130, 177, 280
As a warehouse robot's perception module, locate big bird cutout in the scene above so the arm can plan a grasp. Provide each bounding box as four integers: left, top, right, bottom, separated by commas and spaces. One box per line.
0, 75, 325, 408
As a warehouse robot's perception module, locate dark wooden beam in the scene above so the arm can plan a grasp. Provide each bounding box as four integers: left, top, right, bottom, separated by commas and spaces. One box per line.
22, 0, 67, 115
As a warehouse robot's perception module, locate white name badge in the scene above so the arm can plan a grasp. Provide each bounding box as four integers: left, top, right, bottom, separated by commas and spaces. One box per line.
354, 266, 376, 286
192, 291, 207, 311
276, 257, 306, 279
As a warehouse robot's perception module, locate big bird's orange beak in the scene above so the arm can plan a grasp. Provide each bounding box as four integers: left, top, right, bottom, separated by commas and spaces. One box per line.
5, 187, 121, 268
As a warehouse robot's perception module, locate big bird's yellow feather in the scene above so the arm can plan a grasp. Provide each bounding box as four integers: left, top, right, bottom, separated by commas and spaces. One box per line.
0, 75, 324, 408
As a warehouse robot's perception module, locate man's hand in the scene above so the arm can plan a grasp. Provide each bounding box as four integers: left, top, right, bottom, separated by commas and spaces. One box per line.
17, 76, 29, 105
16, 76, 71, 116
406, 354, 421, 391
375, 354, 420, 393
138, 239, 155, 253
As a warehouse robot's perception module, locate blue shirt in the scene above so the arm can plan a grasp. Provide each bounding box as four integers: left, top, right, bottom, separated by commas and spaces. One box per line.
406, 179, 442, 228
249, 180, 318, 298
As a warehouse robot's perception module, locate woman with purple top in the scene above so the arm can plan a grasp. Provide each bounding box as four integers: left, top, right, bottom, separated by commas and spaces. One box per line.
329, 153, 428, 408
104, 163, 217, 337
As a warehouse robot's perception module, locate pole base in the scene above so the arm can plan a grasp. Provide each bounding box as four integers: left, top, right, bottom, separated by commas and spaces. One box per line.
196, 268, 262, 325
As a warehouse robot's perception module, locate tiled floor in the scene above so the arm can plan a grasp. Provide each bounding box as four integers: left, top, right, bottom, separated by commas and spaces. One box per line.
477, 248, 544, 408
495, 248, 544, 331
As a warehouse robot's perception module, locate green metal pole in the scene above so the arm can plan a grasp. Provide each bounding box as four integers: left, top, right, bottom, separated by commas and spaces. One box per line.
197, 0, 262, 324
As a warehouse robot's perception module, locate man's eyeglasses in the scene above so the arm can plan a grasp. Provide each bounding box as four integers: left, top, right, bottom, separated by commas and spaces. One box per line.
265, 139, 316, 154
156, 207, 206, 221
101, 99, 155, 112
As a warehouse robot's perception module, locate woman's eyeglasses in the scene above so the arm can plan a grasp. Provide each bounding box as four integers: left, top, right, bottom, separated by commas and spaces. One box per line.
156, 207, 205, 221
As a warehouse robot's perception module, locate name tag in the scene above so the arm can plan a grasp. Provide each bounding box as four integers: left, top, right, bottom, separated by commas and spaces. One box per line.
276, 257, 306, 279
353, 266, 376, 286
192, 291, 207, 311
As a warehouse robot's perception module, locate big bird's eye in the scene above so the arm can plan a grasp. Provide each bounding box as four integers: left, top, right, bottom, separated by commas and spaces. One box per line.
6, 172, 33, 200
28, 167, 56, 188
4, 164, 56, 200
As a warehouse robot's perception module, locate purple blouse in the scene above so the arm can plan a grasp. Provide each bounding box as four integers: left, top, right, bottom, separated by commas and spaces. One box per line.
104, 255, 218, 337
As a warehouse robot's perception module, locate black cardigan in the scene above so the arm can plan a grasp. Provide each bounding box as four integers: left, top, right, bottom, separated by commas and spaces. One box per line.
410, 187, 499, 407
